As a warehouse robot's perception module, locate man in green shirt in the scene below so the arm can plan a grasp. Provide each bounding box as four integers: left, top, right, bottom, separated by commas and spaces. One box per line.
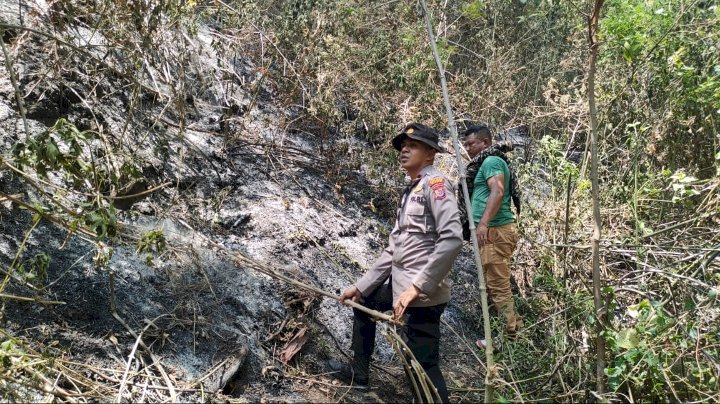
463, 124, 522, 348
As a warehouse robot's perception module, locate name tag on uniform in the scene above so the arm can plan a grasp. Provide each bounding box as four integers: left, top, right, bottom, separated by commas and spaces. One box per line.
410, 196, 426, 204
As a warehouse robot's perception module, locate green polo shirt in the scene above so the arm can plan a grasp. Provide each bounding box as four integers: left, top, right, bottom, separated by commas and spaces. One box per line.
471, 156, 515, 227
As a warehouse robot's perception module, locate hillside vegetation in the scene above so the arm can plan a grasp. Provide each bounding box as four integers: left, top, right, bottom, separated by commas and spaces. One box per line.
0, 0, 718, 402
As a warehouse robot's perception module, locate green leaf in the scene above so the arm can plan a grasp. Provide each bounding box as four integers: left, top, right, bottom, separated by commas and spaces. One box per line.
461, 1, 485, 20
46, 141, 60, 164
0, 340, 15, 351
643, 354, 659, 367
605, 366, 623, 377
617, 328, 640, 349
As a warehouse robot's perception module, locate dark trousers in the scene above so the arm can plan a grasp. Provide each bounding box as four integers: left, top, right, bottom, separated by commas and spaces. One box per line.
351, 283, 450, 403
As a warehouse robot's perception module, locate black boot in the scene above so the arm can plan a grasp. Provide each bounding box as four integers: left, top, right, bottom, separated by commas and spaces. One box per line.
326, 357, 369, 388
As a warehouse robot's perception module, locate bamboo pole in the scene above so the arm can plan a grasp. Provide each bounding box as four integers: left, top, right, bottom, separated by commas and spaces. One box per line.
587, 0, 606, 394
418, 1, 496, 402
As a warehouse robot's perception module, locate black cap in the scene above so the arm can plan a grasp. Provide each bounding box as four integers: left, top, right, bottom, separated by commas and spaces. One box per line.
391, 123, 445, 153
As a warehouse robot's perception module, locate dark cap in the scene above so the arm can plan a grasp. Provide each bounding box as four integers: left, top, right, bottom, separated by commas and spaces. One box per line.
391, 123, 445, 153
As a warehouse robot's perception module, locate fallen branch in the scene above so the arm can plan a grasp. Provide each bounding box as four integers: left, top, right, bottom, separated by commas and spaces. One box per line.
0, 193, 23, 203
0, 191, 98, 240
263, 314, 291, 343
109, 310, 177, 402
116, 315, 169, 403
112, 182, 172, 201
4, 160, 171, 202
173, 220, 439, 398
0, 292, 65, 305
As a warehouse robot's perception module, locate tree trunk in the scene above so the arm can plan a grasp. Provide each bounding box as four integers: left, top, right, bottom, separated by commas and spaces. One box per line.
587, 0, 606, 395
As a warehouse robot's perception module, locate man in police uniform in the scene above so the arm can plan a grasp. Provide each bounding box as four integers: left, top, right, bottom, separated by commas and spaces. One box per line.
328, 123, 462, 403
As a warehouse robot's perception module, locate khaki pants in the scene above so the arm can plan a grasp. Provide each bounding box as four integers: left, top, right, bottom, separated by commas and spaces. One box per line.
480, 223, 522, 335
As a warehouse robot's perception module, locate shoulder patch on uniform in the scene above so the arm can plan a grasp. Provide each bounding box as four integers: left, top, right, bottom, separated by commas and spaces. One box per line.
429, 178, 445, 190
433, 187, 446, 200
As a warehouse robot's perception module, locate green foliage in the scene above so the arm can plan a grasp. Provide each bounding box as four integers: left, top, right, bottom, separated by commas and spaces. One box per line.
10, 119, 120, 239
668, 169, 700, 204
601, 1, 674, 64
15, 253, 50, 286
536, 135, 579, 200
603, 297, 720, 400
83, 206, 118, 239
0, 339, 20, 368
604, 300, 673, 399
533, 266, 562, 294
11, 119, 96, 181
601, 0, 720, 175
538, 135, 579, 179
136, 228, 167, 267
136, 228, 167, 255
461, 1, 486, 20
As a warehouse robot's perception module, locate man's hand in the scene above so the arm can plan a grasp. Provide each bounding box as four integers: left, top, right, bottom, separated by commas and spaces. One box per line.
476, 223, 489, 246
338, 285, 362, 304
393, 285, 421, 320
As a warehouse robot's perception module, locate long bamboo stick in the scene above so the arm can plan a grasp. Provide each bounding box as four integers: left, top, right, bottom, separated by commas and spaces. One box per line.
417, 1, 496, 402
587, 0, 606, 394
